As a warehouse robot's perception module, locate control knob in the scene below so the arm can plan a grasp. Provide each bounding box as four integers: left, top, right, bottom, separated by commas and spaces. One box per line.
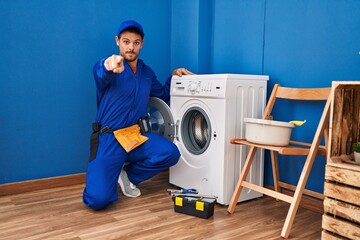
188, 82, 198, 94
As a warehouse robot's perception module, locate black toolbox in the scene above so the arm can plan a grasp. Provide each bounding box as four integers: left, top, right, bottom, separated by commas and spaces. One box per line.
172, 196, 216, 219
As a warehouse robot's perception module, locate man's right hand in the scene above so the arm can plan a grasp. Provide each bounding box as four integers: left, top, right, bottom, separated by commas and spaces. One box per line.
104, 55, 124, 73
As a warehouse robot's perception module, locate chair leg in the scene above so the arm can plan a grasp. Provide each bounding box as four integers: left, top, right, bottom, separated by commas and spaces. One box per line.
281, 95, 331, 238
280, 150, 318, 238
270, 150, 280, 193
227, 146, 258, 214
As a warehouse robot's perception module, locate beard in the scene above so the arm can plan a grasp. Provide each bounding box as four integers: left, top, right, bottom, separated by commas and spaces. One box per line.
121, 51, 138, 62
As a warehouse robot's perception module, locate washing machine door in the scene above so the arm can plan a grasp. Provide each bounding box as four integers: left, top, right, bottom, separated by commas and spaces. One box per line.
147, 97, 175, 142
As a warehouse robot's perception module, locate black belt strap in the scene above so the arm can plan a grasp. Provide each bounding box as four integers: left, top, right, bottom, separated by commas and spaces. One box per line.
89, 123, 114, 162
100, 126, 113, 134
89, 123, 100, 162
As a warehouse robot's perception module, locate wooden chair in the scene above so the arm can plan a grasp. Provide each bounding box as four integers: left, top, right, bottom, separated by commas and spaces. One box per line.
227, 84, 332, 238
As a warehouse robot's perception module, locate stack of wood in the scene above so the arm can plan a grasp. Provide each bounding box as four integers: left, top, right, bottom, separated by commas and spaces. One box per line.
322, 162, 360, 239
322, 81, 360, 239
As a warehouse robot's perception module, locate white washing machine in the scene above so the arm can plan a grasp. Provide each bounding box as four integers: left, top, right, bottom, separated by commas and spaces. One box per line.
147, 74, 268, 205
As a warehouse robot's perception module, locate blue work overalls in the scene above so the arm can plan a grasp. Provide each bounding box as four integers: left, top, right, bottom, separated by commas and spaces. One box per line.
83, 58, 180, 210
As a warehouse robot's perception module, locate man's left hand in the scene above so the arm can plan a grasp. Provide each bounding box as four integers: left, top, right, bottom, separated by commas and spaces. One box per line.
172, 68, 194, 77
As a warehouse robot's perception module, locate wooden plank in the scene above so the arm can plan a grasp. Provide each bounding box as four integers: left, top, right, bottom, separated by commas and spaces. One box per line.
324, 197, 360, 224
330, 87, 343, 157
278, 181, 324, 200
324, 182, 360, 206
330, 82, 360, 157
328, 162, 360, 172
276, 87, 331, 100
265, 184, 323, 213
0, 173, 86, 197
321, 230, 343, 240
328, 155, 360, 165
325, 164, 360, 188
230, 139, 326, 155
322, 214, 360, 239
341, 89, 352, 154
331, 81, 360, 90
241, 181, 293, 203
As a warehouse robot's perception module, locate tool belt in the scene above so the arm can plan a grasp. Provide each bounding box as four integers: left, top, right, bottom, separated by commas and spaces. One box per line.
89, 116, 150, 161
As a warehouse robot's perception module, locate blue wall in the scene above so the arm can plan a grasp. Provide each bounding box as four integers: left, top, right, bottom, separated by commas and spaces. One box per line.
0, 0, 171, 183
218, 0, 359, 193
262, 0, 360, 192
1, 0, 360, 195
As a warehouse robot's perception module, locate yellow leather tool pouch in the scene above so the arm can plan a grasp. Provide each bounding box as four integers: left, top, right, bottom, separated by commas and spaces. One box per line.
113, 124, 149, 152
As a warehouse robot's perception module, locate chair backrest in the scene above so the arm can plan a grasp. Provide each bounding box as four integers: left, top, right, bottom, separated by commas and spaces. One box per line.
276, 86, 330, 100
263, 84, 331, 119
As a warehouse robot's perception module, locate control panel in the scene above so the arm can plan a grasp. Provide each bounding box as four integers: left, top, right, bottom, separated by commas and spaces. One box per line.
171, 78, 227, 98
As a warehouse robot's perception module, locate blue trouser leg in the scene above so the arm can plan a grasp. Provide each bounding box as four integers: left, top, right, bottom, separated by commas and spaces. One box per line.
126, 133, 180, 185
83, 133, 180, 210
83, 134, 126, 210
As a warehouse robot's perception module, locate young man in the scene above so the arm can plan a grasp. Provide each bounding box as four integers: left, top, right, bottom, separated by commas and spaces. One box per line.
83, 20, 193, 210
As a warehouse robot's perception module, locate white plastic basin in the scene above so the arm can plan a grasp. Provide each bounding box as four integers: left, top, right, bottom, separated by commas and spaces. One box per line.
244, 118, 294, 146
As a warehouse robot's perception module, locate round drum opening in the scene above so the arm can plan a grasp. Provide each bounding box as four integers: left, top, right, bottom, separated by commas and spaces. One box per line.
181, 107, 211, 155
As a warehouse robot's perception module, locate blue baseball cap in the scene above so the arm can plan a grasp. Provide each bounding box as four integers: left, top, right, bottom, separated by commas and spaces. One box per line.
116, 20, 144, 38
